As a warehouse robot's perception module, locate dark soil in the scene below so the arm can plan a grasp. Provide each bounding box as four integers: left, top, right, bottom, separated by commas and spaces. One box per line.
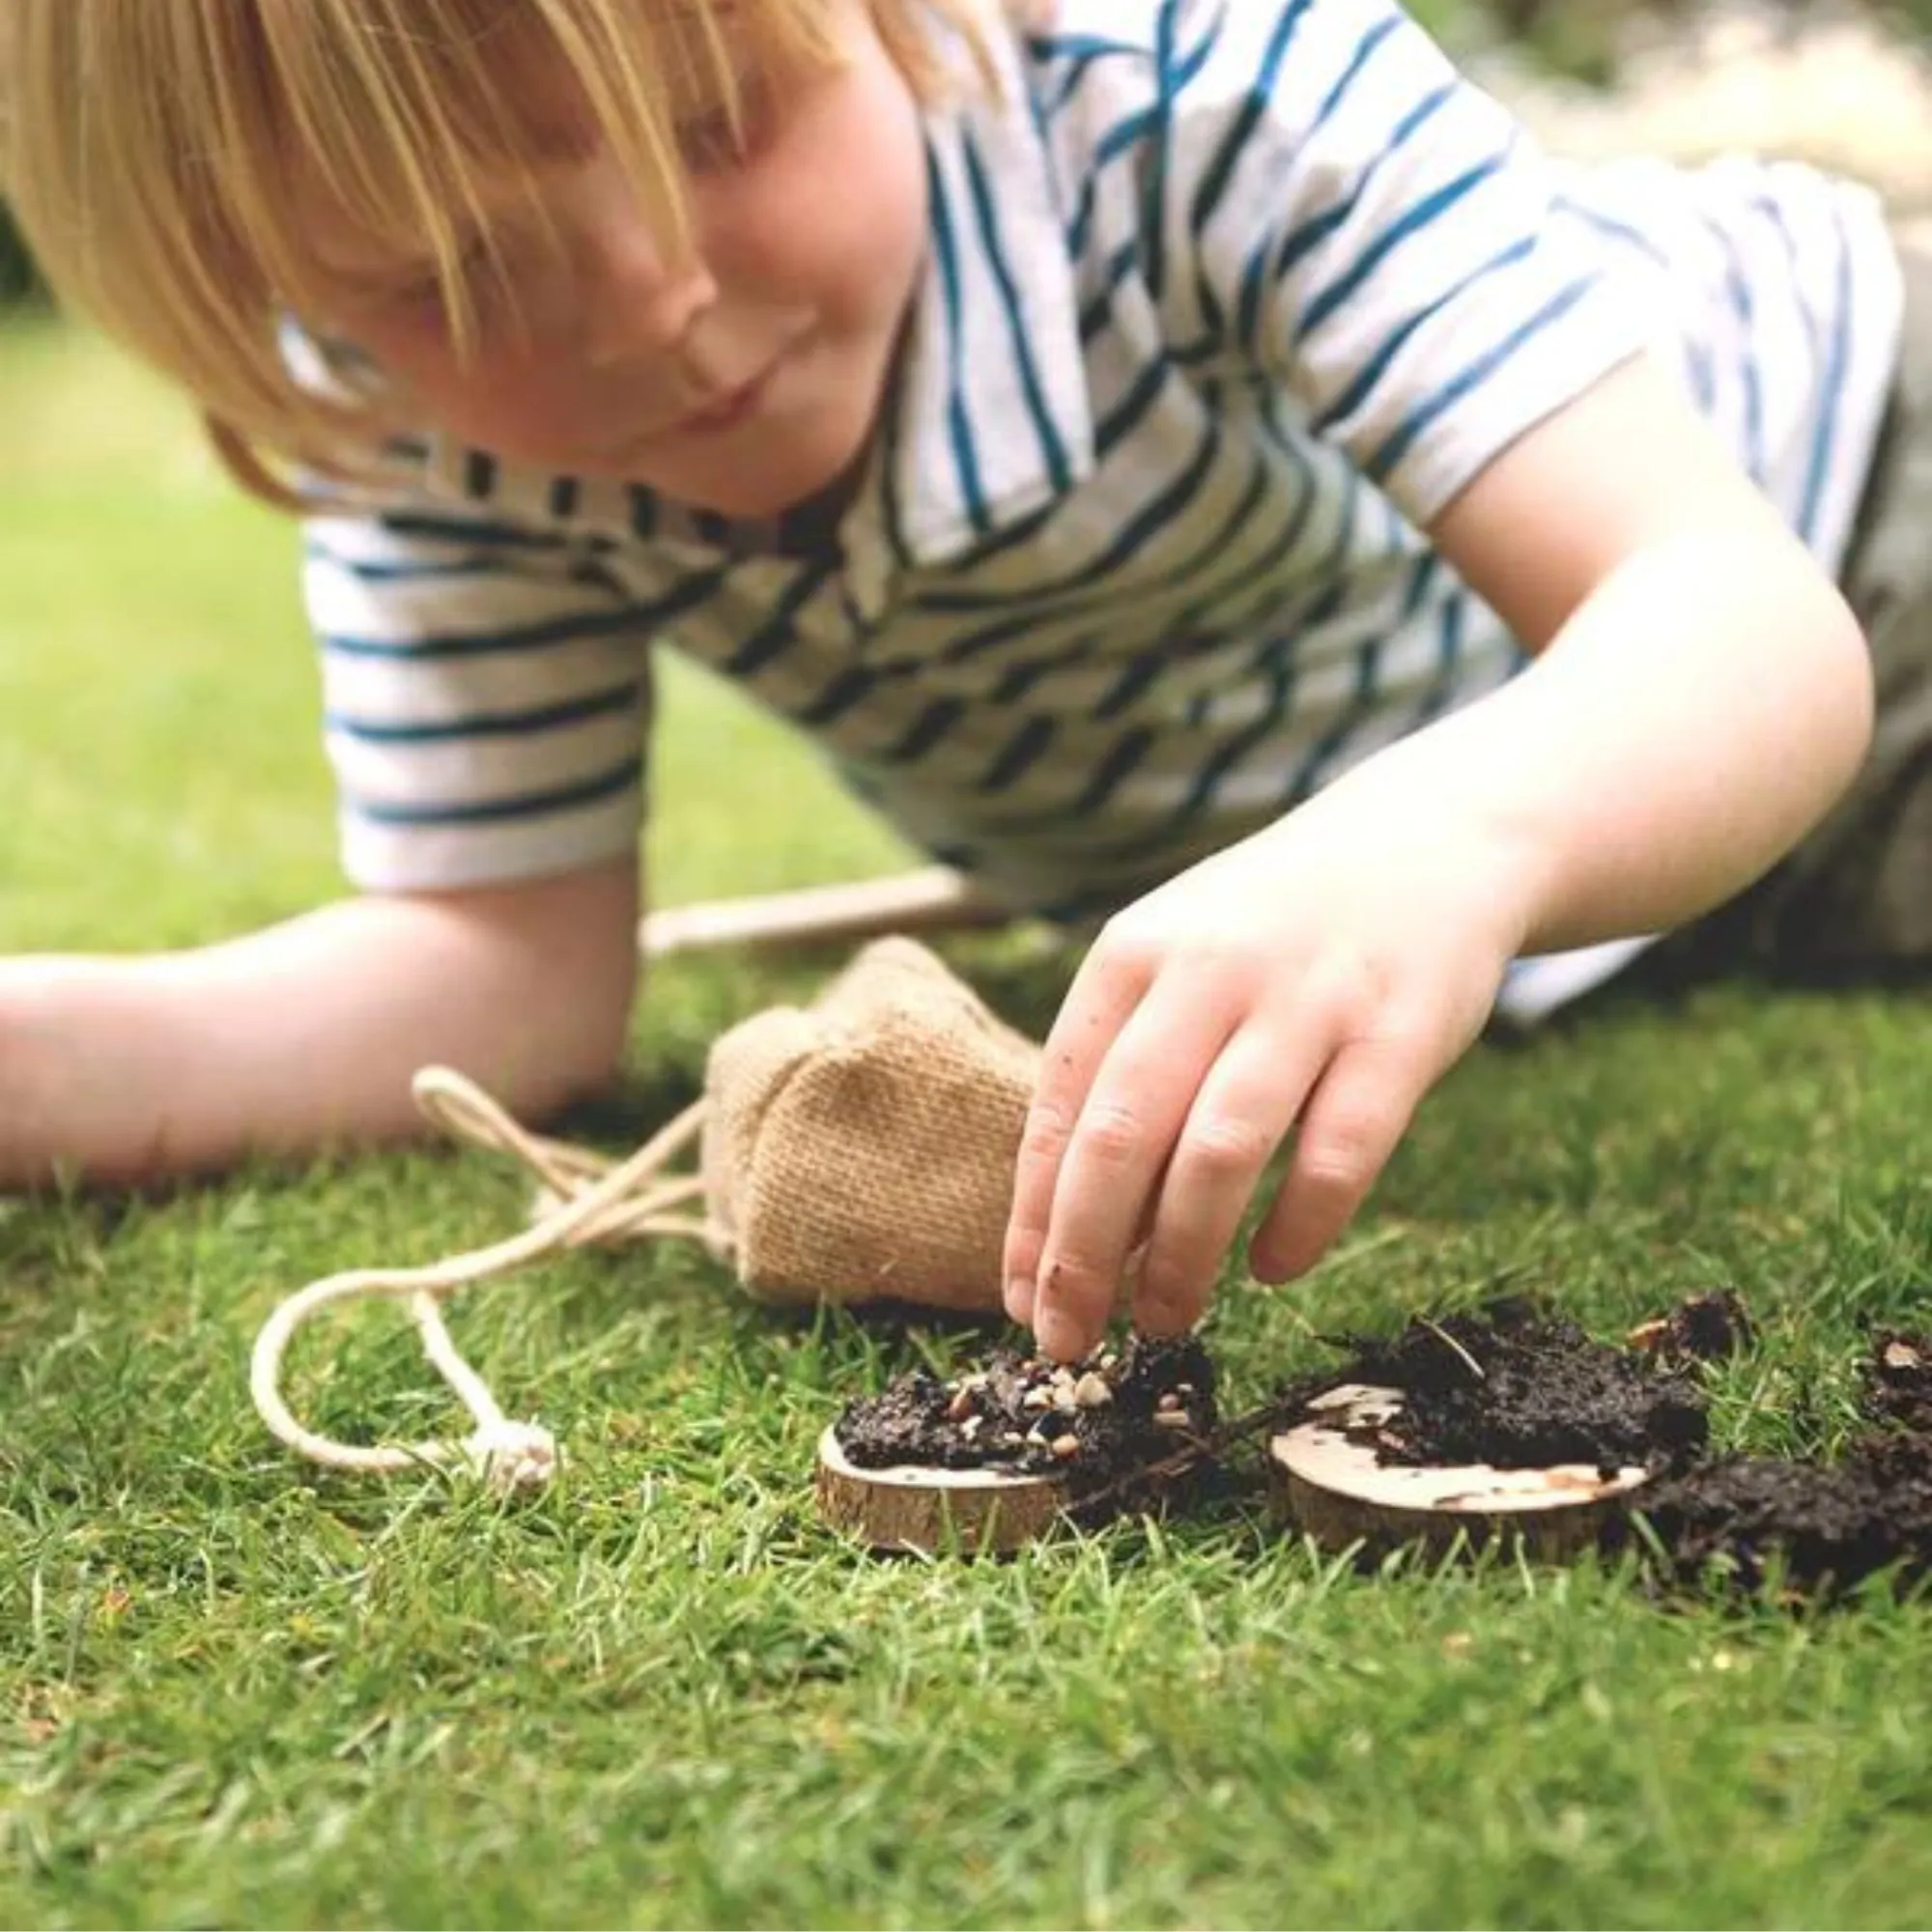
1631, 1435, 1932, 1596
1273, 1301, 1932, 1600
834, 1333, 1218, 1500
831, 1302, 1932, 1596
1626, 1289, 1756, 1367
1866, 1331, 1932, 1435
1307, 1297, 1708, 1476
1628, 1329, 1932, 1597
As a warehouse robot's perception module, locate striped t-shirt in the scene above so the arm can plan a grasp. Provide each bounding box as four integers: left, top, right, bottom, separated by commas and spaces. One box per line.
304, 0, 1901, 985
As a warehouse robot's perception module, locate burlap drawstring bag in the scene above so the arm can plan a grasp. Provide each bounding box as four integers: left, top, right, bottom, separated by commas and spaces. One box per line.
250, 938, 1041, 1491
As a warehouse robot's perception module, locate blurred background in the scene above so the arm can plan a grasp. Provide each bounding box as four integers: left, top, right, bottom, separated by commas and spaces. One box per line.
9, 0, 1932, 314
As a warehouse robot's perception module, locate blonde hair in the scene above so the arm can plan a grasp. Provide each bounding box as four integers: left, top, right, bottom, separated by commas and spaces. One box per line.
0, 0, 1005, 508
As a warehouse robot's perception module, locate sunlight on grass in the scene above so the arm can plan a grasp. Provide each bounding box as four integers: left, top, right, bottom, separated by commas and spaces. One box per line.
0, 323, 911, 952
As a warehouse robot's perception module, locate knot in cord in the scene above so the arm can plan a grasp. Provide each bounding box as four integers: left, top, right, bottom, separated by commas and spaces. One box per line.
460, 1419, 560, 1495
249, 1065, 713, 1489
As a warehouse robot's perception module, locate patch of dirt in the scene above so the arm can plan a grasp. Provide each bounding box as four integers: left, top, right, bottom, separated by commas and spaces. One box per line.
1629, 1329, 1932, 1596
1866, 1331, 1932, 1435
833, 1333, 1218, 1499
830, 1302, 1932, 1594
1627, 1289, 1756, 1367
1306, 1297, 1708, 1476
1632, 1439, 1932, 1596
1270, 1304, 1932, 1599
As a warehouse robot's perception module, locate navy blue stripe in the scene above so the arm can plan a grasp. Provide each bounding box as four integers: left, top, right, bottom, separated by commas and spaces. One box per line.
349, 757, 641, 828
1033, 34, 1138, 117
1065, 108, 1160, 260
930, 417, 1221, 641
1092, 649, 1170, 722
1402, 588, 1469, 743
1032, 30, 1140, 64
1141, 0, 1183, 299
1555, 200, 1712, 406
925, 145, 992, 533
962, 131, 1074, 495
1187, 1, 1313, 242
322, 601, 659, 661
796, 664, 883, 728
1094, 357, 1174, 460
724, 563, 833, 677
885, 697, 968, 764
875, 364, 919, 577
1297, 148, 1510, 344
1310, 11, 1404, 131
1800, 218, 1854, 542
1364, 273, 1599, 484
1310, 235, 1536, 437
1154, 451, 1321, 650
1174, 661, 1296, 831
373, 512, 568, 552
1277, 560, 1434, 810
978, 715, 1059, 793
305, 542, 493, 584
1070, 725, 1156, 816
1237, 79, 1456, 353
993, 635, 1104, 705
1079, 237, 1144, 342
1704, 214, 1765, 480
327, 680, 641, 744
1553, 197, 1669, 271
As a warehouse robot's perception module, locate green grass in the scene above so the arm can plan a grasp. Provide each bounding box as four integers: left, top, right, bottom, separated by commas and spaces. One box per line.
8, 319, 1932, 1931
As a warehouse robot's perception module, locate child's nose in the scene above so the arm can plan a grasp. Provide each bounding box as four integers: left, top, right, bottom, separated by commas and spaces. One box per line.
576, 206, 719, 366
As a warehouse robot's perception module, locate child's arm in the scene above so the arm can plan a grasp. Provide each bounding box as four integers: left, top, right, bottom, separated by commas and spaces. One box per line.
1003, 352, 1873, 1361
0, 858, 639, 1189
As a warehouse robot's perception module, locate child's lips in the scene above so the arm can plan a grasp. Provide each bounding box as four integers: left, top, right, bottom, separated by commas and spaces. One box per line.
675, 357, 781, 436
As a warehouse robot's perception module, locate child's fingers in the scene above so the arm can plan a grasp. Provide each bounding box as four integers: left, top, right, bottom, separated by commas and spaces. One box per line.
1130, 1023, 1328, 1335
1247, 1035, 1430, 1283
1026, 984, 1240, 1359
1002, 949, 1151, 1323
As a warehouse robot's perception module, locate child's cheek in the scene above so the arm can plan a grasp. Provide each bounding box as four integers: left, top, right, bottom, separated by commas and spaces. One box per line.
715, 145, 920, 321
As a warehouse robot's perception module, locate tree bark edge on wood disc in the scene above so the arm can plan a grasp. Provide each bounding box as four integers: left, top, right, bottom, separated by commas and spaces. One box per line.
814, 1424, 1068, 1554
1267, 1383, 1654, 1561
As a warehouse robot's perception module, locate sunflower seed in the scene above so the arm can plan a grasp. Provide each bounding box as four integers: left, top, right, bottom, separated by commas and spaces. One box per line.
1073, 1373, 1113, 1408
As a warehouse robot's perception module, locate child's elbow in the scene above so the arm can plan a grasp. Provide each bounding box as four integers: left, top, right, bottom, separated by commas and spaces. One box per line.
1813, 577, 1879, 803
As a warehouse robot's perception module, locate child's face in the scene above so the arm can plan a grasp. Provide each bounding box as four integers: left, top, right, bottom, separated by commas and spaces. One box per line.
302, 1, 927, 519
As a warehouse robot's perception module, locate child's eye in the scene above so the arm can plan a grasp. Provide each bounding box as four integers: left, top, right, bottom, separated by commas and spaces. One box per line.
677, 75, 776, 173
387, 241, 494, 322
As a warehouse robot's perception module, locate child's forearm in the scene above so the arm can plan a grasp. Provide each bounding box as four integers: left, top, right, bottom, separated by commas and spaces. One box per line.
1334, 521, 1875, 956
0, 862, 640, 1189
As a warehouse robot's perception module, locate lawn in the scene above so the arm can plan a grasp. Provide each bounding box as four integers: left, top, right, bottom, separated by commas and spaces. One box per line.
8, 318, 1932, 1931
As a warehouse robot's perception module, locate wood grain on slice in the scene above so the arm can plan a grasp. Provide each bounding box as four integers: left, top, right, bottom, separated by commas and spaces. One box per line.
1269, 1384, 1652, 1559
815, 1424, 1067, 1553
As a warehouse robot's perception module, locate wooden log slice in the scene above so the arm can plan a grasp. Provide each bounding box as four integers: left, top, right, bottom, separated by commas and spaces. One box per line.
815, 1424, 1068, 1554
1269, 1383, 1653, 1560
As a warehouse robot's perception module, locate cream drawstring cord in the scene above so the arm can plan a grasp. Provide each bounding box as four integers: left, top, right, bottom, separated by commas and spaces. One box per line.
249, 1065, 714, 1493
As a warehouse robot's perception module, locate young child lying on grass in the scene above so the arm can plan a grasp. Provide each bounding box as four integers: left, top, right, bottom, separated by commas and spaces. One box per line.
2, 0, 1925, 1362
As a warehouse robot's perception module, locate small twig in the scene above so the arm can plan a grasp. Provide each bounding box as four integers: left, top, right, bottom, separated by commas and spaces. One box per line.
1420, 1317, 1487, 1382
1067, 1399, 1314, 1516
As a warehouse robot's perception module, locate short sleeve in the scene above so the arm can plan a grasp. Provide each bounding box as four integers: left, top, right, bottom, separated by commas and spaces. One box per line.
1157, 0, 1652, 525
304, 505, 655, 892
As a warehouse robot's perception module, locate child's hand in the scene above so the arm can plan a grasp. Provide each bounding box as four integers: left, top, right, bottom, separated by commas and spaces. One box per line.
1000, 781, 1536, 1361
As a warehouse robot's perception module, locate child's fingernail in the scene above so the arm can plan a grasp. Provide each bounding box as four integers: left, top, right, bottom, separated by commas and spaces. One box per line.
1036, 1310, 1081, 1362
1005, 1275, 1035, 1321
